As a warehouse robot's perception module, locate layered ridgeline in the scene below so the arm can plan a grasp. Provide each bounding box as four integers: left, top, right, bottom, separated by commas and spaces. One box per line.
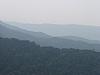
7, 22, 100, 41
0, 21, 100, 51
0, 37, 100, 75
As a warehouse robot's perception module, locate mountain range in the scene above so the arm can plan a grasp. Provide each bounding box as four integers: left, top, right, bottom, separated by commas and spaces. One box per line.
7, 22, 100, 41
0, 21, 100, 51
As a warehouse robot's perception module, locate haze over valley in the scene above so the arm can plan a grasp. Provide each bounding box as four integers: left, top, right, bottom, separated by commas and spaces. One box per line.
0, 20, 100, 52
0, 0, 100, 75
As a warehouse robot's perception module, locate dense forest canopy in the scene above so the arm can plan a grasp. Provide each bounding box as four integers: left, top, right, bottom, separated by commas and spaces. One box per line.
0, 37, 100, 75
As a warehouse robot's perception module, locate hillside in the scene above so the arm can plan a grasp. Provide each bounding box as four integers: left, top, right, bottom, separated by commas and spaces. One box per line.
0, 37, 100, 75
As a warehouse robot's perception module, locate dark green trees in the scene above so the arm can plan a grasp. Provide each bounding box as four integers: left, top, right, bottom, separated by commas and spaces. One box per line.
0, 37, 100, 75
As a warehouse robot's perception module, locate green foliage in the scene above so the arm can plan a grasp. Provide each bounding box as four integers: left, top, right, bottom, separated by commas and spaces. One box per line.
0, 38, 100, 75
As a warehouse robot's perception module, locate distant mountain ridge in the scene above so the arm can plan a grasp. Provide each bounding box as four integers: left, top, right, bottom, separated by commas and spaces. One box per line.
7, 21, 100, 41
0, 21, 51, 39
1, 21, 100, 51
58, 36, 100, 44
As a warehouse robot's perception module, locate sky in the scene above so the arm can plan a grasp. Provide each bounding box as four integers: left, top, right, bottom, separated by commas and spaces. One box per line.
0, 0, 100, 25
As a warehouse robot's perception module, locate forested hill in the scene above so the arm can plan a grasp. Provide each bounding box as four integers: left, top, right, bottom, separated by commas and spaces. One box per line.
0, 37, 100, 75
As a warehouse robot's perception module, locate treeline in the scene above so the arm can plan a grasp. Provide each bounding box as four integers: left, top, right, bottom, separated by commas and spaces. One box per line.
0, 37, 100, 75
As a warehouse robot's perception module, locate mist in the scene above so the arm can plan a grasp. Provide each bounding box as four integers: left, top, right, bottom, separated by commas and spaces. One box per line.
0, 0, 100, 25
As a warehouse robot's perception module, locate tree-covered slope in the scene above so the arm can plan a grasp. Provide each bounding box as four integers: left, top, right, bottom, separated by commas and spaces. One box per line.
0, 37, 100, 75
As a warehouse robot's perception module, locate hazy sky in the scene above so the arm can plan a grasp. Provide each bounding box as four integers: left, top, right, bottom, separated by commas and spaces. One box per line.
0, 0, 100, 25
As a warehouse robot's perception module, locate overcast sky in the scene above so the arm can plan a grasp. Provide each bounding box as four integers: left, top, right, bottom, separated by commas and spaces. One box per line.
0, 0, 100, 25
